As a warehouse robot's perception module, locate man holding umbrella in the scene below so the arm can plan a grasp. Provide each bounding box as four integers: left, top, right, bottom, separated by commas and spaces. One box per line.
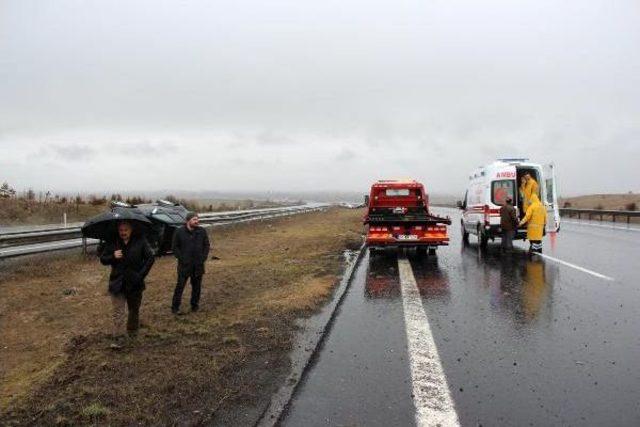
83, 208, 155, 344
171, 212, 210, 314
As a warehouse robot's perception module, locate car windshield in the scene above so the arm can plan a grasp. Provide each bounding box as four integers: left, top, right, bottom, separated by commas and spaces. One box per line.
385, 188, 410, 196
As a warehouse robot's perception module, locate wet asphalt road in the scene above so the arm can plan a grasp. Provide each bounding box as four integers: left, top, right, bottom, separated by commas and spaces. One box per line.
282, 210, 640, 426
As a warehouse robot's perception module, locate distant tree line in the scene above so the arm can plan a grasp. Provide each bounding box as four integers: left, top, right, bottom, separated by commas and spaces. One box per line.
1, 181, 154, 208
2, 181, 290, 214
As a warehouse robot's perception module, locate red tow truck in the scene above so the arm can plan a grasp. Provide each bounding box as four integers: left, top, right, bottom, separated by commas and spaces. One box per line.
364, 180, 452, 255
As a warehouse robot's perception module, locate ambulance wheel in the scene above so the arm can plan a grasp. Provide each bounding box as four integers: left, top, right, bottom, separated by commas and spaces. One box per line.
461, 222, 469, 245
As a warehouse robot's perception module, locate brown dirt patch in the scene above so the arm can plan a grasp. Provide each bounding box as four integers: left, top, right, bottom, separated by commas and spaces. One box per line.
0, 208, 363, 426
560, 193, 640, 210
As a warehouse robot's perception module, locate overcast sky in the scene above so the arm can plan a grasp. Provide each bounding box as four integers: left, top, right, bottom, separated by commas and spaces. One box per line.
1, 0, 638, 196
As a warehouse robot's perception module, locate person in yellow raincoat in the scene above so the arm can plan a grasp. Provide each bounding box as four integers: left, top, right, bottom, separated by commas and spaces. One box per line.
518, 193, 546, 253
518, 176, 527, 219
521, 173, 539, 213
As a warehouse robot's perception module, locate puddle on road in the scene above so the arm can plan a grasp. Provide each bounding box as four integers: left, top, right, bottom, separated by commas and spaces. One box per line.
365, 252, 400, 299
459, 246, 560, 326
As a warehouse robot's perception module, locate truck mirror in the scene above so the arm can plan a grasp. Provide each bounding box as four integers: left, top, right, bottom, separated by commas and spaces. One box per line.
456, 200, 463, 209
364, 195, 370, 206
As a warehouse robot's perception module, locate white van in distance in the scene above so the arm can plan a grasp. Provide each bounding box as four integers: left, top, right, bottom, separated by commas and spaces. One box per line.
457, 158, 560, 248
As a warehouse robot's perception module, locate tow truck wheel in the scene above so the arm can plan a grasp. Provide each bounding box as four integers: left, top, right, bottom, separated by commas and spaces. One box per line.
461, 221, 469, 245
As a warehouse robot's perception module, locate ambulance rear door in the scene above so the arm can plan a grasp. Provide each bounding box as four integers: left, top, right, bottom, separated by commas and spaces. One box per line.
542, 163, 560, 232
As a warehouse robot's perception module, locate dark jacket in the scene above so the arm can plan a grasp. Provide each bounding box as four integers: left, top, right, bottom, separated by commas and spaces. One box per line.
100, 236, 155, 295
500, 204, 518, 231
172, 225, 210, 275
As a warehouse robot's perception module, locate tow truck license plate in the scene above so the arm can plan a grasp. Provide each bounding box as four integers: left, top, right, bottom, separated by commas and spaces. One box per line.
397, 234, 418, 240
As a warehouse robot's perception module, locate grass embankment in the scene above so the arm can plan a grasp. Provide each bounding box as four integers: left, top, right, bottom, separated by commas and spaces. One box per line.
0, 208, 363, 425
560, 194, 639, 211
0, 199, 106, 226
560, 194, 639, 223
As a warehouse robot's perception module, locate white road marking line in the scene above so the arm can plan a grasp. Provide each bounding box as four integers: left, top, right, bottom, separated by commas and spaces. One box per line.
562, 220, 640, 232
534, 253, 615, 281
398, 256, 460, 427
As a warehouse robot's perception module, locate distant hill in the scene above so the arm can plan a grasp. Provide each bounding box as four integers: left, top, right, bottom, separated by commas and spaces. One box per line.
141, 190, 461, 205
559, 193, 639, 211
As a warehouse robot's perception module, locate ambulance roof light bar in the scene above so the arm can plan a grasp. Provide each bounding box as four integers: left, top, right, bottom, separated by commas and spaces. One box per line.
498, 158, 529, 164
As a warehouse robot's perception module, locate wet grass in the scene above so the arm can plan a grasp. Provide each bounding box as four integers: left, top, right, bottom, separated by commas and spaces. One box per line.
0, 208, 364, 425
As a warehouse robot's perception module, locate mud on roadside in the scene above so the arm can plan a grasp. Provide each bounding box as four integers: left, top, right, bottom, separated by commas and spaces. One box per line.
0, 208, 363, 426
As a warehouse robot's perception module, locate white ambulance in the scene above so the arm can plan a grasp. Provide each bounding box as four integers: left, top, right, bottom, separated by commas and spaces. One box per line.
457, 158, 560, 248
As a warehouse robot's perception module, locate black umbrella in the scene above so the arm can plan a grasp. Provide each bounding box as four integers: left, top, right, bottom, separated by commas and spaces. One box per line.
82, 207, 153, 241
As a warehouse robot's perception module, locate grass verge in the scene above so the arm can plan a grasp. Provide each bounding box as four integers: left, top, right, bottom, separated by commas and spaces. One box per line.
0, 208, 363, 425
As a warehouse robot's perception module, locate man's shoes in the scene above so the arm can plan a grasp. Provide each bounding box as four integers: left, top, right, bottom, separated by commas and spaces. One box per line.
109, 334, 126, 350
191, 305, 199, 312
172, 308, 184, 315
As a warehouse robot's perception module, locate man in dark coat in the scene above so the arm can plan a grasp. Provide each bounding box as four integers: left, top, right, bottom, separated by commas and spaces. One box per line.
500, 197, 518, 253
171, 212, 210, 313
100, 221, 155, 339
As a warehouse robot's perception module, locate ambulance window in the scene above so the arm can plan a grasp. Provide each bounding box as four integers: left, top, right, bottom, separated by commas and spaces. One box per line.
386, 189, 410, 196
545, 179, 554, 204
492, 180, 515, 205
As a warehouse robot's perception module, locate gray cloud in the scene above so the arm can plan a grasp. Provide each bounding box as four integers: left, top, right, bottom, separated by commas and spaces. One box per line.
51, 144, 96, 161
114, 141, 179, 157
335, 148, 356, 162
254, 130, 296, 146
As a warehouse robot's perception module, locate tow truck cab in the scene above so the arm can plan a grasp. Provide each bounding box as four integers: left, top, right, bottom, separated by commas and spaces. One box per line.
364, 180, 451, 254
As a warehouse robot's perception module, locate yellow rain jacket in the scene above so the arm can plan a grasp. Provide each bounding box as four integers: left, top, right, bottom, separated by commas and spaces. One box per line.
521, 194, 547, 240
522, 178, 539, 211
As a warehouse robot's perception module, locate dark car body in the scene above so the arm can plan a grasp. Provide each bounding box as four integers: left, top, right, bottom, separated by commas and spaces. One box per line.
111, 200, 189, 255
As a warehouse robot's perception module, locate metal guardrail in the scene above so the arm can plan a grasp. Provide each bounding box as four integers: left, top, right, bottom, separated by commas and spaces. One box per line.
559, 208, 640, 224
0, 204, 328, 259
0, 205, 317, 242
0, 228, 84, 245
0, 222, 85, 237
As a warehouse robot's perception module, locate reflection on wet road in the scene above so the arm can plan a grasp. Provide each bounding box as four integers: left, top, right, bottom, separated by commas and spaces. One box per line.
457, 247, 557, 328
283, 210, 640, 426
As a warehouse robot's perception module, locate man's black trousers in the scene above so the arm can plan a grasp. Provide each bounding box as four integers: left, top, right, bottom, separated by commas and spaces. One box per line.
172, 270, 203, 311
